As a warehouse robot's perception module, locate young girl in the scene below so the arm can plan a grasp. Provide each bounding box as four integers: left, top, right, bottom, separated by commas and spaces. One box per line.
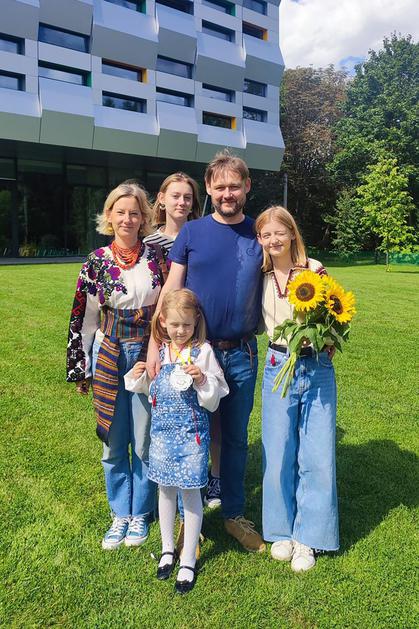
143, 172, 201, 259
255, 206, 338, 573
125, 289, 228, 593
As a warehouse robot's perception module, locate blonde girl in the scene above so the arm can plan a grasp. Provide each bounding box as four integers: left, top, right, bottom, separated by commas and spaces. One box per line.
256, 206, 338, 573
125, 289, 228, 594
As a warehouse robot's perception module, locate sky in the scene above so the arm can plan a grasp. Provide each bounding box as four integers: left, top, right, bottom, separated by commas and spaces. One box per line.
279, 0, 419, 74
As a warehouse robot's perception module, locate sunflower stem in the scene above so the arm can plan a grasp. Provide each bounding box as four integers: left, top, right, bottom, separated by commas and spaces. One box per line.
272, 352, 298, 398
272, 359, 291, 393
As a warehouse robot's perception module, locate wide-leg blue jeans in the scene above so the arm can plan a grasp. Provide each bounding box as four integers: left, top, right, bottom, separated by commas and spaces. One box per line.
262, 347, 339, 551
93, 339, 157, 518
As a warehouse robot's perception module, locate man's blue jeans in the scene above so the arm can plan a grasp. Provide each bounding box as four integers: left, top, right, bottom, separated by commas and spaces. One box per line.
93, 339, 157, 518
214, 337, 258, 519
262, 347, 339, 551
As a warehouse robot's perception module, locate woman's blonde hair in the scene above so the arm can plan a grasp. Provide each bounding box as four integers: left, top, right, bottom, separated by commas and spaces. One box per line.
96, 182, 153, 237
255, 206, 307, 272
152, 172, 201, 227
151, 289, 207, 346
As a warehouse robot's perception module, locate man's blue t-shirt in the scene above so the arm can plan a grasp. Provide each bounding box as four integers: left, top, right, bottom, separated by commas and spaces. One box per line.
169, 214, 263, 341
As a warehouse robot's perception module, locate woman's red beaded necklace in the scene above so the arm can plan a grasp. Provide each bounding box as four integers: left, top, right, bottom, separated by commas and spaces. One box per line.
110, 239, 141, 270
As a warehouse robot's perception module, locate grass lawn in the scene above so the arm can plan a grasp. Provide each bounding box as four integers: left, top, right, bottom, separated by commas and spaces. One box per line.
0, 262, 418, 628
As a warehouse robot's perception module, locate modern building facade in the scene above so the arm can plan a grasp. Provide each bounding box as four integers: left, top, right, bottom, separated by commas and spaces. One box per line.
0, 0, 284, 257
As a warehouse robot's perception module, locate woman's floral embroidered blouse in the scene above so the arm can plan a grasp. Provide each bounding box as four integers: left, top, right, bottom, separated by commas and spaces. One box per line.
67, 243, 163, 382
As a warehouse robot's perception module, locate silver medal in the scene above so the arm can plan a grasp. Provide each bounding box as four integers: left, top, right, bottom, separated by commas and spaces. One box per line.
169, 363, 193, 391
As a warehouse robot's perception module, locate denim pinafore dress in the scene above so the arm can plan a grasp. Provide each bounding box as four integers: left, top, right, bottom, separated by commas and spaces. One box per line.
147, 346, 210, 489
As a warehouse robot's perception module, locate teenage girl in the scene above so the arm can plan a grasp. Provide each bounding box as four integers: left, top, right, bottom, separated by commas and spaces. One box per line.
143, 172, 201, 258
125, 289, 228, 593
145, 172, 222, 511
255, 206, 338, 572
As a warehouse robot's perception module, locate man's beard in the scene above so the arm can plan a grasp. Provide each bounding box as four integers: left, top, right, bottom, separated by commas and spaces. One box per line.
212, 198, 245, 218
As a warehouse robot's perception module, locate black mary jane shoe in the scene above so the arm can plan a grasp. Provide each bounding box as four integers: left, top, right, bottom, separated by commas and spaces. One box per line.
156, 551, 178, 581
174, 565, 197, 595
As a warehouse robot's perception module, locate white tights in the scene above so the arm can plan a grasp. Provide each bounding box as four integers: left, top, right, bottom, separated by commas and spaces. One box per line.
158, 485, 203, 582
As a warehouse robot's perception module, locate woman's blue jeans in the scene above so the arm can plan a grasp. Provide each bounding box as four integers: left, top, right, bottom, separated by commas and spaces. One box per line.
92, 339, 156, 518
262, 347, 339, 551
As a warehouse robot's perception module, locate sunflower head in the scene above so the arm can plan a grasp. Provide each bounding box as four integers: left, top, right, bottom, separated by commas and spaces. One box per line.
324, 279, 356, 323
288, 270, 325, 312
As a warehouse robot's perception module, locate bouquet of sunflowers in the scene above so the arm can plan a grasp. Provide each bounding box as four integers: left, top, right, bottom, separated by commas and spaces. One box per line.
272, 270, 356, 398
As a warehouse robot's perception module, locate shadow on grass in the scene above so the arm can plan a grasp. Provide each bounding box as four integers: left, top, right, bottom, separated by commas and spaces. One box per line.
337, 438, 418, 551
199, 434, 418, 560
387, 267, 419, 274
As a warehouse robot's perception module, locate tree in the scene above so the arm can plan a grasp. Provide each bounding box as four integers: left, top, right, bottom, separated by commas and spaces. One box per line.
326, 189, 370, 258
330, 34, 419, 207
356, 156, 416, 268
250, 65, 347, 244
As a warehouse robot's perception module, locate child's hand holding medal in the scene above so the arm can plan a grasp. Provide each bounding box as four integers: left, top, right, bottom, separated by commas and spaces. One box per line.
169, 343, 206, 390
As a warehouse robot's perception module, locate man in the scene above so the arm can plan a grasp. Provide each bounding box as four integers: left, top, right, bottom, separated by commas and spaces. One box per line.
148, 151, 265, 552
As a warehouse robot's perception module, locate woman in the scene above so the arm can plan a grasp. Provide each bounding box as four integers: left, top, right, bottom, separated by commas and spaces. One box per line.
143, 172, 201, 259
66, 182, 165, 550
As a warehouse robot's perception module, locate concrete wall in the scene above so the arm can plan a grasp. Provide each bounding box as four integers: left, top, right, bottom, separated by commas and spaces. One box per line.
0, 0, 284, 170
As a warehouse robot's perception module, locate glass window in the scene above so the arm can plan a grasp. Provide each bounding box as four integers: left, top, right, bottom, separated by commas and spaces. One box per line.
243, 0, 267, 15
243, 22, 266, 39
156, 56, 192, 79
202, 21, 235, 42
201, 0, 234, 15
203, 112, 233, 129
0, 33, 24, 54
102, 91, 146, 113
67, 165, 107, 187
105, 0, 145, 11
156, 0, 193, 14
156, 88, 192, 107
102, 60, 143, 81
243, 78, 267, 97
39, 63, 89, 86
0, 71, 24, 91
202, 83, 234, 102
38, 24, 89, 53
243, 106, 267, 122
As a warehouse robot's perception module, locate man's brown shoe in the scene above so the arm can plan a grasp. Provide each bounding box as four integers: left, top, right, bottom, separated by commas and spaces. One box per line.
176, 521, 204, 560
224, 516, 266, 552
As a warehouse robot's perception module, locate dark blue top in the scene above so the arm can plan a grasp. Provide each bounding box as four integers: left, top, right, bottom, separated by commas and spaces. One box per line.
169, 214, 263, 340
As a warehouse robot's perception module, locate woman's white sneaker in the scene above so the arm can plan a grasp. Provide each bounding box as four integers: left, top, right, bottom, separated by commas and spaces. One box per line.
102, 516, 130, 550
271, 540, 294, 561
291, 542, 316, 572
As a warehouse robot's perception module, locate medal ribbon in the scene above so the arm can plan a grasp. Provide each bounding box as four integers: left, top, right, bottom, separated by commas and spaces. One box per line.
170, 343, 192, 365
169, 343, 201, 447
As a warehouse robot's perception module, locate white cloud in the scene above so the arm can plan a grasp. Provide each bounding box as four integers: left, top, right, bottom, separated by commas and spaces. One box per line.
279, 0, 419, 70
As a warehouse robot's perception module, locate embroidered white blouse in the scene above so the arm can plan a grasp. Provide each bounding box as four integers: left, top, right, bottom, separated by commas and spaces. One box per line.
66, 243, 163, 381
124, 342, 229, 412
261, 258, 327, 344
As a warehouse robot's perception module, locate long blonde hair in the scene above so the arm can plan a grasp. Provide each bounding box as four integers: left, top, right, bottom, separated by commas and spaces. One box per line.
151, 289, 207, 346
255, 206, 307, 272
152, 173, 201, 227
96, 182, 152, 237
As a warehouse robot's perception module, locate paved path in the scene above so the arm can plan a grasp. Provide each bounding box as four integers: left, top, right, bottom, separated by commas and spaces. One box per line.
0, 257, 84, 266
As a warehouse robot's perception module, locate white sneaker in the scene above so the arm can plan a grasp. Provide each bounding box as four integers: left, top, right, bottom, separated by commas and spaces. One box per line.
271, 540, 294, 561
291, 541, 316, 572
102, 516, 130, 550
125, 515, 149, 547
